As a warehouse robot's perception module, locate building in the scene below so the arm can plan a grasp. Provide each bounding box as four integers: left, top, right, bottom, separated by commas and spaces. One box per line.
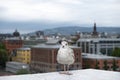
12, 48, 31, 64
3, 37, 23, 53
13, 29, 20, 37
35, 31, 44, 37
77, 38, 120, 55
0, 33, 13, 42
3, 30, 23, 56
82, 53, 120, 71
79, 32, 92, 39
92, 22, 99, 38
6, 61, 29, 73
21, 31, 45, 41
30, 43, 82, 73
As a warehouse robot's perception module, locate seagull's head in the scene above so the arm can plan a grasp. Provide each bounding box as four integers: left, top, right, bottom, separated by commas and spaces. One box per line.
61, 41, 68, 49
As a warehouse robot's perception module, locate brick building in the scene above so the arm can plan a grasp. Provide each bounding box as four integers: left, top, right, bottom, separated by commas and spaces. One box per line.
3, 30, 23, 54
30, 44, 82, 73
82, 53, 120, 71
3, 37, 23, 54
2, 30, 23, 61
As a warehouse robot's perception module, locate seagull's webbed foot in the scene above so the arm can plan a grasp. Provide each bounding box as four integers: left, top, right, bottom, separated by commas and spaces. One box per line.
59, 65, 72, 75
66, 65, 72, 75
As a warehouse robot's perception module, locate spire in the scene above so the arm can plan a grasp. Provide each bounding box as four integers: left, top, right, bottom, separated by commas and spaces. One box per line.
92, 22, 98, 38
15, 29, 17, 32
93, 22, 96, 33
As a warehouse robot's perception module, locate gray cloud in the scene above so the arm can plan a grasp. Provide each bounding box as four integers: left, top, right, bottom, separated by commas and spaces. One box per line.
0, 0, 120, 33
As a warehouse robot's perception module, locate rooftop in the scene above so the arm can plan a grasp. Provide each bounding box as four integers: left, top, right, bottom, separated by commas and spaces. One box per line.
82, 53, 120, 60
46, 39, 59, 45
17, 48, 31, 50
0, 69, 119, 80
32, 44, 80, 49
77, 38, 120, 42
5, 37, 21, 40
6, 61, 28, 66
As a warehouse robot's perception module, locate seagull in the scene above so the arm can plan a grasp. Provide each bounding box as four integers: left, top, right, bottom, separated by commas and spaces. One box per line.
57, 41, 75, 75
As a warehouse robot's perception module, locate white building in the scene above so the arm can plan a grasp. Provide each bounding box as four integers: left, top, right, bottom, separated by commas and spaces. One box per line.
6, 61, 29, 73
77, 38, 120, 55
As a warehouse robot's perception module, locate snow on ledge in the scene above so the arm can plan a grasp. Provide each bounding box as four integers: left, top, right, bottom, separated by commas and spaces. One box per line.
0, 69, 120, 80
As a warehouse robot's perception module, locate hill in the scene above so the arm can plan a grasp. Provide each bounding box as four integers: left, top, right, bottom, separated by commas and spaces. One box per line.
44, 26, 120, 35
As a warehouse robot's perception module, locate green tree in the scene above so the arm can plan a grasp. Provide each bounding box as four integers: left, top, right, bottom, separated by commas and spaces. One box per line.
95, 60, 99, 69
111, 47, 120, 57
103, 60, 109, 70
111, 59, 118, 71
0, 43, 8, 68
0, 43, 6, 49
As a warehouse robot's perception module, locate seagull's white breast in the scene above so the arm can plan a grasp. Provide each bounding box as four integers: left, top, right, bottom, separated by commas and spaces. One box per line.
57, 47, 75, 65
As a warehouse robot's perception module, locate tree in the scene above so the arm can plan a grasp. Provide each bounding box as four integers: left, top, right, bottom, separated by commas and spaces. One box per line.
0, 43, 8, 68
103, 60, 109, 70
111, 59, 118, 71
111, 47, 120, 57
95, 60, 99, 69
0, 43, 6, 49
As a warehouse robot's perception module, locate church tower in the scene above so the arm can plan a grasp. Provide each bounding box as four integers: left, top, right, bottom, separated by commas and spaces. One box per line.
93, 22, 97, 34
13, 29, 20, 37
92, 22, 98, 38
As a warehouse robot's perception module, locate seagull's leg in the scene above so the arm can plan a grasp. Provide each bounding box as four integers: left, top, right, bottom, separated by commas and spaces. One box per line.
59, 64, 66, 74
66, 65, 72, 75
67, 65, 69, 73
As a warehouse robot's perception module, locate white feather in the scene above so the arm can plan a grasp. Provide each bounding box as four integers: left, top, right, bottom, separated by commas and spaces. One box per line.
57, 41, 75, 65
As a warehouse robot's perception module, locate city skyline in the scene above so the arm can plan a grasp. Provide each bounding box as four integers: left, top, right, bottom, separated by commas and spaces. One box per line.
0, 0, 120, 33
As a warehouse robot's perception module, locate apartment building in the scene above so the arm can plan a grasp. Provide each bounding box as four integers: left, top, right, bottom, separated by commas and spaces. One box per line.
30, 43, 82, 73
77, 38, 120, 55
12, 48, 31, 64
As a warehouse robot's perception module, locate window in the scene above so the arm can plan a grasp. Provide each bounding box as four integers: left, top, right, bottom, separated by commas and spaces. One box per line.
76, 58, 79, 62
76, 53, 78, 55
77, 64, 79, 68
77, 42, 80, 47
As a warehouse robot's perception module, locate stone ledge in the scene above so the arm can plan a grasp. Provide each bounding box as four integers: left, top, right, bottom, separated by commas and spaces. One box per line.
0, 69, 119, 80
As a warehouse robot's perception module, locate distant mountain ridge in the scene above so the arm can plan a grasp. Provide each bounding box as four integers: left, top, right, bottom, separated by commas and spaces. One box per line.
43, 26, 120, 35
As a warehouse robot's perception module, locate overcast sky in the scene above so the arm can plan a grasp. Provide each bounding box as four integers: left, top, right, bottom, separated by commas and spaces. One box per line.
0, 0, 120, 34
